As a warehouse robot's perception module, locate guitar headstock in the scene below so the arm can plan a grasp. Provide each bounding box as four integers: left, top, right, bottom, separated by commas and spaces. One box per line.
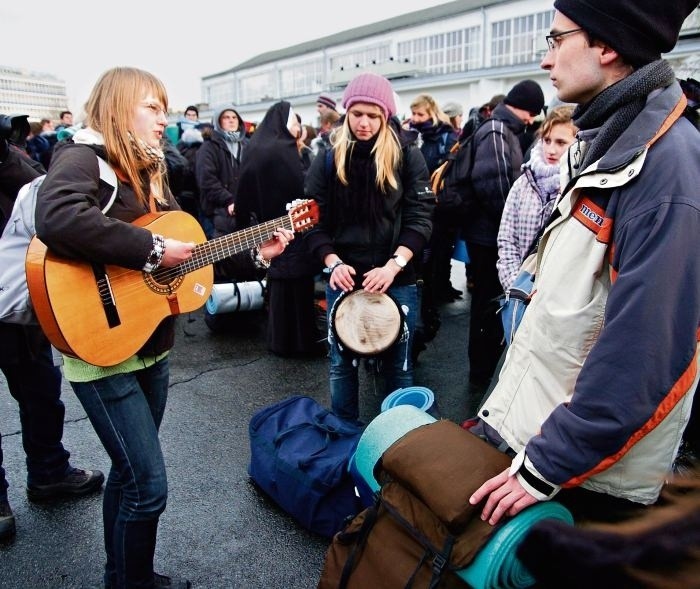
286, 199, 320, 233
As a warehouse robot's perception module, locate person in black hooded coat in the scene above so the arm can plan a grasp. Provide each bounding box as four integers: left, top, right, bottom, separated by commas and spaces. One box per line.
235, 101, 323, 356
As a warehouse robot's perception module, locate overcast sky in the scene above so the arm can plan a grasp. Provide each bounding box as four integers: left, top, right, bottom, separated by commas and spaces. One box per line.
2, 0, 450, 115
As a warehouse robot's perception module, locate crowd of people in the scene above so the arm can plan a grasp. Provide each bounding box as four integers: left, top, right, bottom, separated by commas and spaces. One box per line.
1, 0, 699, 586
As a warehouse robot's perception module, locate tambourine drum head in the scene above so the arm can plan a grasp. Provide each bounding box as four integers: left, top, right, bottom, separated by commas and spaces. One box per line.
333, 290, 402, 356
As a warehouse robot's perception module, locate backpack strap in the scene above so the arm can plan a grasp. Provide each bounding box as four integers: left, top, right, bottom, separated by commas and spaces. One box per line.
338, 500, 381, 589
96, 156, 118, 214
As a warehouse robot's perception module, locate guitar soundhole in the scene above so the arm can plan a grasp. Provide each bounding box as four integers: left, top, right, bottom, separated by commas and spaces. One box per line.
143, 269, 185, 295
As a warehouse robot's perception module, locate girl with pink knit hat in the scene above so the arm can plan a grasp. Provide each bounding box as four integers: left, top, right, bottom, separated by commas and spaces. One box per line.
304, 72, 435, 423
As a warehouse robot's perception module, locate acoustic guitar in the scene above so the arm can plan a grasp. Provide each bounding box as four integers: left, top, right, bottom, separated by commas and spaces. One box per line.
25, 199, 319, 367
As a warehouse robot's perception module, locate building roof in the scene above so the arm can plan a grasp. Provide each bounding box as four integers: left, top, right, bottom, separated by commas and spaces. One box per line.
202, 0, 507, 80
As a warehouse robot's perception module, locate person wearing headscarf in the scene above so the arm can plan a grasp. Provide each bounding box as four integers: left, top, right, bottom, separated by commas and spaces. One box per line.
236, 101, 324, 357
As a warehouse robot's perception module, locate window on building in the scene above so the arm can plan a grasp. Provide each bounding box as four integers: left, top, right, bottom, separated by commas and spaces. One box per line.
464, 26, 481, 70
491, 10, 553, 66
398, 25, 481, 74
330, 45, 391, 74
206, 80, 233, 106
427, 34, 445, 71
240, 72, 275, 104
280, 59, 324, 98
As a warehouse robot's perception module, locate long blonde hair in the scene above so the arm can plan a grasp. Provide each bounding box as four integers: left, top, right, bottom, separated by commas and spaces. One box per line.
330, 112, 403, 191
410, 94, 451, 126
84, 67, 168, 207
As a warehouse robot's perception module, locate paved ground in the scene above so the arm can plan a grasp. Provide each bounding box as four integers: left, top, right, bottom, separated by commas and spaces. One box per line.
0, 262, 483, 589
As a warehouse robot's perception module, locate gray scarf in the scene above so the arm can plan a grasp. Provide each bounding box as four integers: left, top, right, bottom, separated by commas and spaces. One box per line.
573, 60, 676, 170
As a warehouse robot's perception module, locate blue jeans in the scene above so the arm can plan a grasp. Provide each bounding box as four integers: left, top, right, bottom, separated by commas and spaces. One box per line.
326, 284, 417, 421
1, 330, 69, 501
71, 359, 169, 589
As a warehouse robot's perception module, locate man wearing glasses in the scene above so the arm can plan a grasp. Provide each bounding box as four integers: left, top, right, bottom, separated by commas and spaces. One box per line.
470, 0, 700, 526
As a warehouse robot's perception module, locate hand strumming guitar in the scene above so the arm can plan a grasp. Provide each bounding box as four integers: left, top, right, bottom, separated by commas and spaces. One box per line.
161, 238, 197, 267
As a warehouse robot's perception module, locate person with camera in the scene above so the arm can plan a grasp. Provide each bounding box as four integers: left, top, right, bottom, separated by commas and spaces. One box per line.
0, 113, 104, 543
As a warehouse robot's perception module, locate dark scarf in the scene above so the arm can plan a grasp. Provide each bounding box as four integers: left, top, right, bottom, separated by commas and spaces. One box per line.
573, 60, 676, 170
331, 135, 386, 228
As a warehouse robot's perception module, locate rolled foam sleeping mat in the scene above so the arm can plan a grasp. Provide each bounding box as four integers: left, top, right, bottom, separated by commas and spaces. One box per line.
456, 501, 574, 589
380, 386, 439, 418
350, 405, 575, 589
350, 405, 436, 495
205, 281, 266, 314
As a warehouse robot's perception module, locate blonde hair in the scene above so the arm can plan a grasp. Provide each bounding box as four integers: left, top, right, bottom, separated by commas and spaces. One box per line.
84, 67, 169, 207
410, 94, 451, 126
330, 110, 402, 191
537, 105, 577, 139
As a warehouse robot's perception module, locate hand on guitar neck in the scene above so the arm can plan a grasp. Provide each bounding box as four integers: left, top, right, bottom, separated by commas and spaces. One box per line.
257, 228, 294, 262
160, 226, 293, 268
26, 199, 319, 367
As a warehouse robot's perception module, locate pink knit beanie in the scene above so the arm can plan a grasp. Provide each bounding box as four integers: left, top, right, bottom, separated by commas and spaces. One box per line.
342, 73, 397, 119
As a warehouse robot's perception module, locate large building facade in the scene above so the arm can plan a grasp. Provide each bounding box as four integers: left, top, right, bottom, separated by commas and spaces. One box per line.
0, 65, 68, 122
200, 0, 700, 127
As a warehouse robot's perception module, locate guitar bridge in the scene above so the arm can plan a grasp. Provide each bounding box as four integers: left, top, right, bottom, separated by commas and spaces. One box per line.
93, 263, 121, 328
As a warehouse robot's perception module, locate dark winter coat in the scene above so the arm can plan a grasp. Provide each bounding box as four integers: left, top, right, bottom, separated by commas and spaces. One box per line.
304, 119, 434, 286
34, 140, 181, 357
195, 115, 247, 232
413, 120, 459, 174
236, 101, 321, 280
462, 103, 526, 247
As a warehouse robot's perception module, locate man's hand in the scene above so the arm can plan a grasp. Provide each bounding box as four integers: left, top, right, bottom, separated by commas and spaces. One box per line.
468, 467, 538, 525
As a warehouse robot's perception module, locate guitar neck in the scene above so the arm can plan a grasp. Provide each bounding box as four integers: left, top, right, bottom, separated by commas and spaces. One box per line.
178, 214, 293, 273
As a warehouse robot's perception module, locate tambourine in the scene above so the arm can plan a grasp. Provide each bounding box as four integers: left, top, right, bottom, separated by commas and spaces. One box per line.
329, 290, 406, 357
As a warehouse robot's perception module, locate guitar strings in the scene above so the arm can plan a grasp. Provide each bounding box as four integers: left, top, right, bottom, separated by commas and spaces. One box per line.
87, 204, 316, 303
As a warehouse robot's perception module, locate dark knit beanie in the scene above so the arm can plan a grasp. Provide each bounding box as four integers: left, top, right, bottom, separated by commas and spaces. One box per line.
504, 80, 545, 115
554, 0, 698, 66
316, 93, 337, 111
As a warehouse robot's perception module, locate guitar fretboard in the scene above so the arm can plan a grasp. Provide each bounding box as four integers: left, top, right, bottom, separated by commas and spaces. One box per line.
178, 214, 294, 274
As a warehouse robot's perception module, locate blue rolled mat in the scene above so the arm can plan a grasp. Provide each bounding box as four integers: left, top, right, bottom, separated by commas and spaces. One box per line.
350, 406, 574, 588
381, 386, 439, 418
350, 405, 436, 495
457, 501, 574, 589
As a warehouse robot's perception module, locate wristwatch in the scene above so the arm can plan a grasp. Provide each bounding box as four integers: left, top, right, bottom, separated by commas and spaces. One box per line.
324, 259, 345, 274
391, 254, 408, 270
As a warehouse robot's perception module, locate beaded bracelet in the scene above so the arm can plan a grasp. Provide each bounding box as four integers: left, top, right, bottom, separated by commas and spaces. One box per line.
143, 234, 166, 273
252, 246, 271, 269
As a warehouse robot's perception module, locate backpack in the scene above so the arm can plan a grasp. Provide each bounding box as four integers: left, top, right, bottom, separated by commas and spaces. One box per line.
248, 395, 364, 538
429, 120, 488, 216
0, 155, 117, 324
498, 250, 537, 346
318, 420, 513, 589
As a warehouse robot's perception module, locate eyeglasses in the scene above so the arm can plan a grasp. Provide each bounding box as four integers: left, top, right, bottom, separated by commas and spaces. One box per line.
141, 102, 169, 117
545, 28, 585, 51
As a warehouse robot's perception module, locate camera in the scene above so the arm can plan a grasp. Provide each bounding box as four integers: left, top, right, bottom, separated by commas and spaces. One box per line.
0, 113, 30, 145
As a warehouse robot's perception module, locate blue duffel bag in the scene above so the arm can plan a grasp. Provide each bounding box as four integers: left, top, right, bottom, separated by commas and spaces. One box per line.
248, 395, 364, 538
